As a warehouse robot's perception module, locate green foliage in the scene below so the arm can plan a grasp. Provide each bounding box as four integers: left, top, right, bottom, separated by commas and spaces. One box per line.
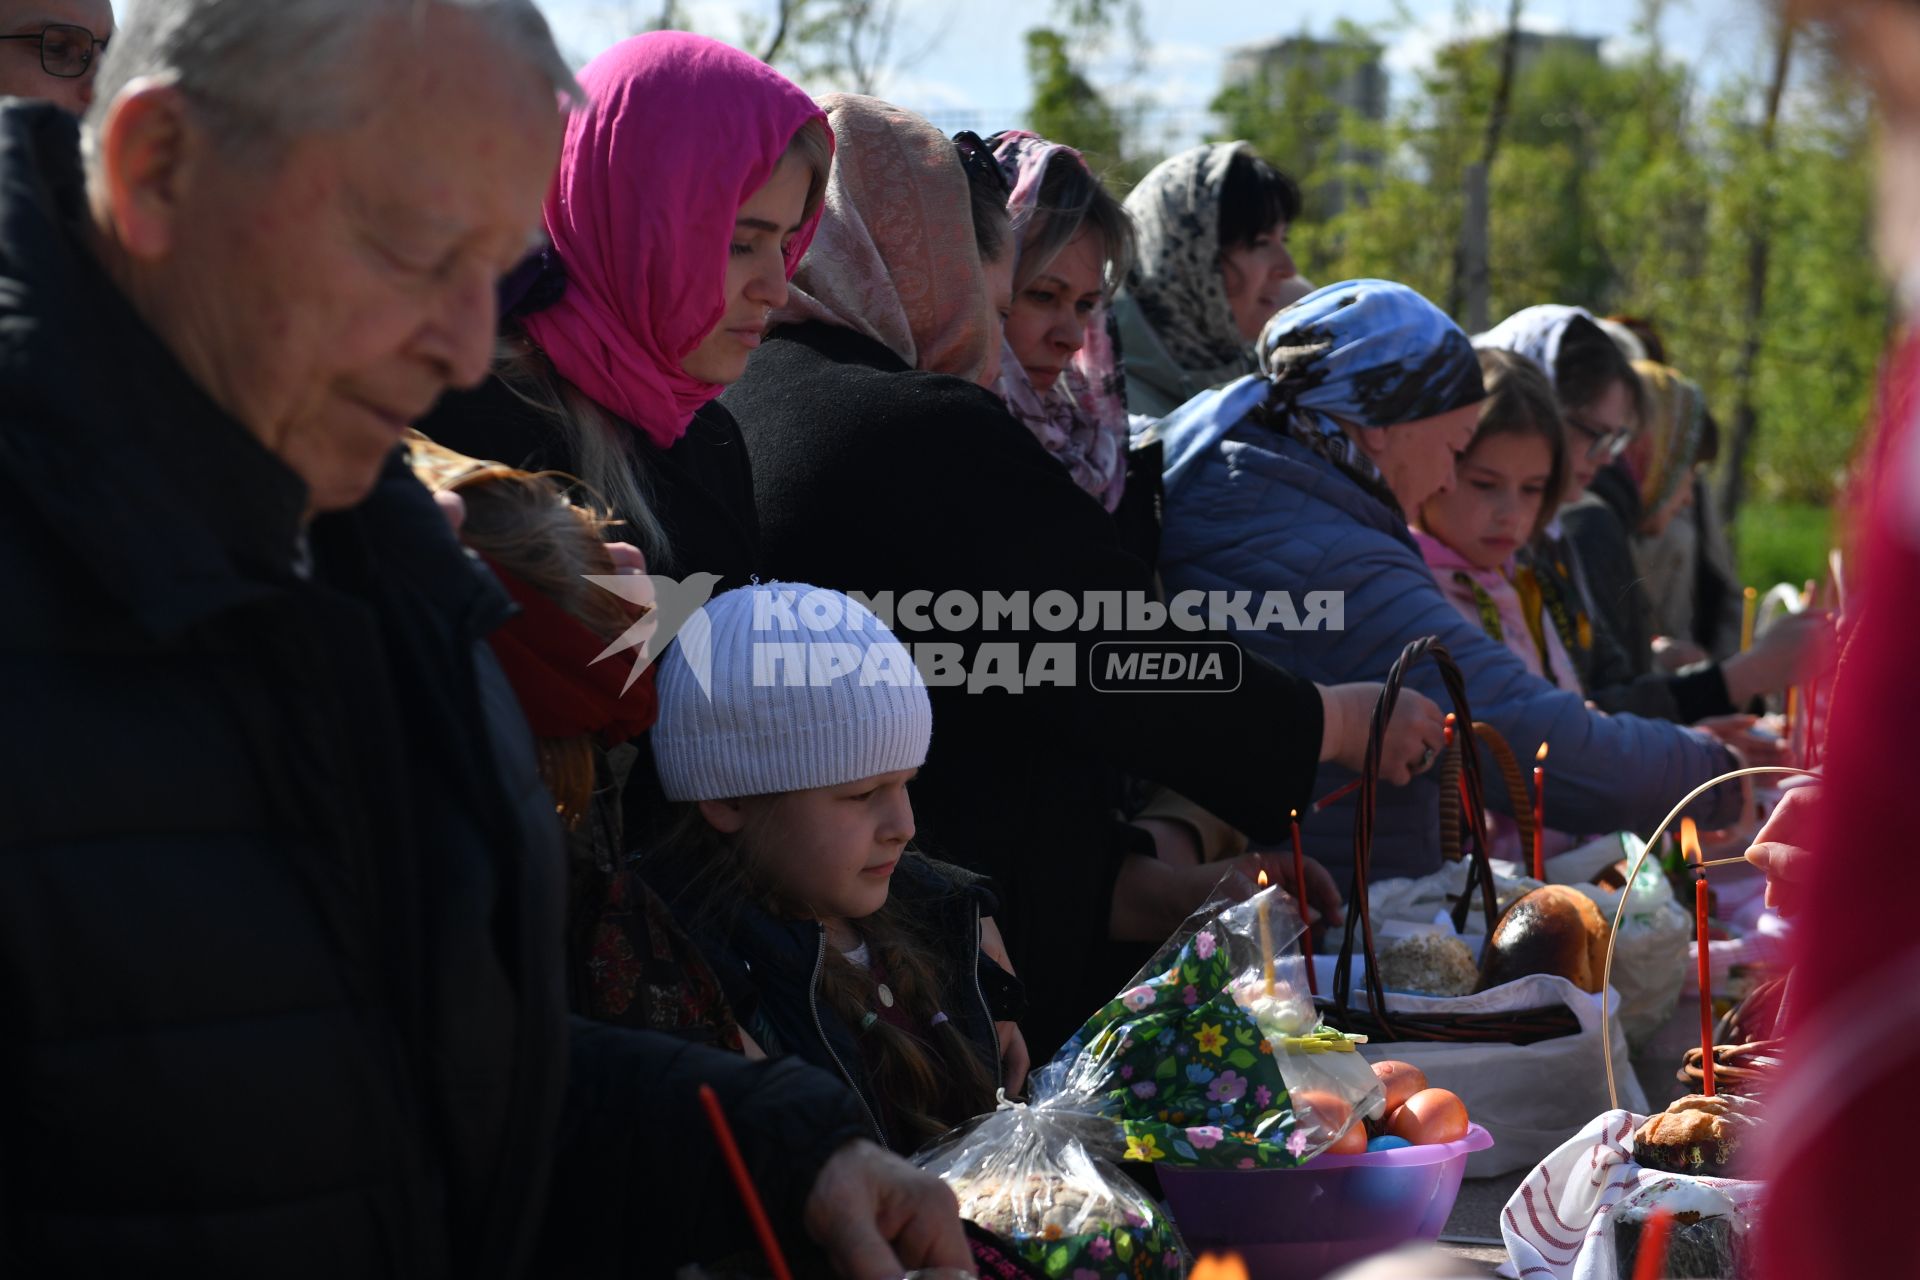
1214, 20, 1889, 512
1022, 3, 1159, 190
1737, 501, 1835, 590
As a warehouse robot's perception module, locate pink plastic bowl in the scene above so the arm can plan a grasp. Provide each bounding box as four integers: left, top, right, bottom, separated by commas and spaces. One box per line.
1156, 1124, 1493, 1279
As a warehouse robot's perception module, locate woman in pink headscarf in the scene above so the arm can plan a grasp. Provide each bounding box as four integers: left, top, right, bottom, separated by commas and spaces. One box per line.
422, 30, 832, 584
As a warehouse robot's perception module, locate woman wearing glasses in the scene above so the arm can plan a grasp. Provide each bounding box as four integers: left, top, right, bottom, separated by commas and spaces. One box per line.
0, 3, 113, 113
724, 98, 1445, 1056
1151, 279, 1743, 883
1480, 305, 1823, 724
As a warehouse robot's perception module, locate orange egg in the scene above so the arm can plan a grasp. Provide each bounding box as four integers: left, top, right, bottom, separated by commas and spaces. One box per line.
1325, 1123, 1368, 1154
1386, 1088, 1470, 1146
1290, 1088, 1353, 1135
1370, 1060, 1429, 1113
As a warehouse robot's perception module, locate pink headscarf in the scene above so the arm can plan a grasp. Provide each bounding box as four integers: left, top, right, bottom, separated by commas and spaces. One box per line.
990, 131, 1130, 512
523, 32, 831, 450
777, 94, 996, 384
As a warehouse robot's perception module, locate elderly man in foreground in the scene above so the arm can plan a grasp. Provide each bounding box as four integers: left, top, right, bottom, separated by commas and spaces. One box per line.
0, 2, 967, 1277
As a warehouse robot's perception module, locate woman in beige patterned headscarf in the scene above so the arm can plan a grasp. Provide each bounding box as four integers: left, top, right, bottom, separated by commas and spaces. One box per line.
778, 93, 1002, 385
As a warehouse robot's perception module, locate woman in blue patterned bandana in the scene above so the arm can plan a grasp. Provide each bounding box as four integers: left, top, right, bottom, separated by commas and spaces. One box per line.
1150, 279, 1743, 882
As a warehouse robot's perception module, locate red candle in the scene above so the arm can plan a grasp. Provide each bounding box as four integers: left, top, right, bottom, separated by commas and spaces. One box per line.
1291, 809, 1315, 995
1532, 742, 1549, 882
698, 1084, 796, 1280
1632, 1207, 1676, 1280
1684, 816, 1715, 1097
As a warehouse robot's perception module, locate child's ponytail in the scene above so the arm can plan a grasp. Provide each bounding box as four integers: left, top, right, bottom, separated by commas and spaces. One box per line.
817, 900, 1000, 1147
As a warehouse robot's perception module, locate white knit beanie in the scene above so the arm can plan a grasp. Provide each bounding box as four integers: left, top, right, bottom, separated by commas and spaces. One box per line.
651, 582, 933, 801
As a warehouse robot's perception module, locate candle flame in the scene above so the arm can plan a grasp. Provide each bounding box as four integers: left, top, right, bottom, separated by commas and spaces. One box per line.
1256, 869, 1270, 888
1190, 1253, 1252, 1280
1290, 808, 1299, 821
1681, 817, 1703, 867
1536, 741, 1549, 763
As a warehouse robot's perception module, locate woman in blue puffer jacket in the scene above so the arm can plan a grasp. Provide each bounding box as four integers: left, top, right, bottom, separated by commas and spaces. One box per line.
1143, 279, 1741, 883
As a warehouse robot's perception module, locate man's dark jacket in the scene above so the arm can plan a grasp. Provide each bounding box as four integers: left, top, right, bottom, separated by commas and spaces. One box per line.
0, 103, 863, 1279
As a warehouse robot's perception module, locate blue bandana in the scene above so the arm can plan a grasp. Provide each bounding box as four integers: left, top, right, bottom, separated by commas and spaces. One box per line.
1150, 279, 1485, 498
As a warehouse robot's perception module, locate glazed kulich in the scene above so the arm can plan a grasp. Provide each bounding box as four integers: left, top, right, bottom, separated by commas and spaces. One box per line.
1632, 1094, 1764, 1178
1476, 884, 1610, 994
1612, 1178, 1748, 1279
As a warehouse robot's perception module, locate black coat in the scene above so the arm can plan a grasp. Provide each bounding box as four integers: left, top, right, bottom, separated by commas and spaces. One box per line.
0, 104, 863, 1280
1561, 464, 1734, 723
419, 373, 762, 585
723, 321, 1325, 1055
651, 855, 1016, 1155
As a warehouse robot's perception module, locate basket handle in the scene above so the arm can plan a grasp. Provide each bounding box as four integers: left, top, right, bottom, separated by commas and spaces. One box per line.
1331, 636, 1502, 1035
1438, 722, 1534, 865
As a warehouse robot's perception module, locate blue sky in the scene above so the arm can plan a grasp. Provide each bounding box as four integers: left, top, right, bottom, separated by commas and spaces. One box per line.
540, 0, 1783, 148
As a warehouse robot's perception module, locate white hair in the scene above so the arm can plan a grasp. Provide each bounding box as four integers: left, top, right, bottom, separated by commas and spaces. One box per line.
82, 0, 579, 176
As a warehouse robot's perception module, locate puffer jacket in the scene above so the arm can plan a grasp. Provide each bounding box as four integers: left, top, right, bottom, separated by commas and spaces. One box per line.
1154, 409, 1741, 882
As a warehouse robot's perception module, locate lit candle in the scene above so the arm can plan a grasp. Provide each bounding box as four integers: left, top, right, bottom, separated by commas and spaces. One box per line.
1257, 869, 1275, 997
1532, 742, 1549, 882
1291, 809, 1315, 995
1740, 586, 1757, 652
1444, 715, 1473, 841
1683, 818, 1715, 1097
1784, 685, 1799, 763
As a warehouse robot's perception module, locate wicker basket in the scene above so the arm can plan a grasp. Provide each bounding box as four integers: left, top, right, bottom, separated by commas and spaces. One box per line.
1314, 635, 1580, 1045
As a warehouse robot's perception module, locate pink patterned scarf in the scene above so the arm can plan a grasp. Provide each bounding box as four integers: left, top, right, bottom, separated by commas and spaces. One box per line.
991, 131, 1130, 512
776, 94, 996, 384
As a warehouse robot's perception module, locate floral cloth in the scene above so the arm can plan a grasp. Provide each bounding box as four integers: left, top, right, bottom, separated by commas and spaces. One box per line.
1062, 921, 1311, 1170
584, 870, 742, 1050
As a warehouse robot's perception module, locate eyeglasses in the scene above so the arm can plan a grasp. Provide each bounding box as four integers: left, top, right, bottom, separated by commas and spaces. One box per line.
951, 131, 1011, 201
0, 23, 109, 78
1564, 413, 1634, 462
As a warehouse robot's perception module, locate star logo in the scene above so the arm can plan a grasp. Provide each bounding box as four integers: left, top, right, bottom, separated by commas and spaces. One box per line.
582, 571, 724, 695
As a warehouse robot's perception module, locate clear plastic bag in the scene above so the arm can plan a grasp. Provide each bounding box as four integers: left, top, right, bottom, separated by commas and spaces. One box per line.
916, 886, 1382, 1278
917, 1072, 1188, 1280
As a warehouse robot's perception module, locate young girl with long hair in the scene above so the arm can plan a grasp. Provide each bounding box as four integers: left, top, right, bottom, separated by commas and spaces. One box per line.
643, 583, 1024, 1152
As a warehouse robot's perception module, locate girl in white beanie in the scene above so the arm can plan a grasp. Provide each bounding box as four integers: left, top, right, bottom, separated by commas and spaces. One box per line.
644, 583, 1024, 1152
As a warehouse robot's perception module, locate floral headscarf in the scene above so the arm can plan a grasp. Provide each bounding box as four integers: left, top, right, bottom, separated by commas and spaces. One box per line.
776, 94, 996, 383
1122, 143, 1259, 375
1630, 360, 1705, 515
523, 32, 830, 450
989, 131, 1130, 511
1153, 280, 1485, 507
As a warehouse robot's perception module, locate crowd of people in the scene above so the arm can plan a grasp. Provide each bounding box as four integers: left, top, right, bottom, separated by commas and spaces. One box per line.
1, 0, 1904, 1277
